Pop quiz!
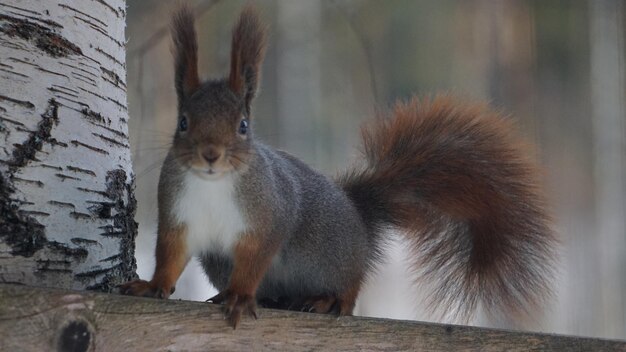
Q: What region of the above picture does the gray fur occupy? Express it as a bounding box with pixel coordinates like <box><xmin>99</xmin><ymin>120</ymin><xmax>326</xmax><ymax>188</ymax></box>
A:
<box><xmin>198</xmin><ymin>142</ymin><xmax>373</xmax><ymax>300</ymax></box>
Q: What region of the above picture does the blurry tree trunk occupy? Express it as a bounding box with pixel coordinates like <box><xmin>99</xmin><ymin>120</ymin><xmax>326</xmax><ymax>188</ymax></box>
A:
<box><xmin>276</xmin><ymin>1</ymin><xmax>323</xmax><ymax>166</ymax></box>
<box><xmin>590</xmin><ymin>0</ymin><xmax>626</xmax><ymax>337</ymax></box>
<box><xmin>454</xmin><ymin>0</ymin><xmax>536</xmax><ymax>132</ymax></box>
<box><xmin>0</xmin><ymin>0</ymin><xmax>136</xmax><ymax>291</ymax></box>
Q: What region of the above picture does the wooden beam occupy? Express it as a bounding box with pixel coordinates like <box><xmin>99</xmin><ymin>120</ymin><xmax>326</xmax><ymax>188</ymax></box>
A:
<box><xmin>0</xmin><ymin>284</ymin><xmax>624</xmax><ymax>351</ymax></box>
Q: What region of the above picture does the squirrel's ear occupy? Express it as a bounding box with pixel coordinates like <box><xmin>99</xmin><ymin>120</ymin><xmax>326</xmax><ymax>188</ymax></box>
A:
<box><xmin>172</xmin><ymin>5</ymin><xmax>201</xmax><ymax>106</ymax></box>
<box><xmin>229</xmin><ymin>6</ymin><xmax>268</xmax><ymax>116</ymax></box>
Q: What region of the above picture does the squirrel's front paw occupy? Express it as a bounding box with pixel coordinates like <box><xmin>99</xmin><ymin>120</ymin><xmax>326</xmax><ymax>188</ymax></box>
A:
<box><xmin>119</xmin><ymin>279</ymin><xmax>174</xmax><ymax>299</ymax></box>
<box><xmin>208</xmin><ymin>290</ymin><xmax>257</xmax><ymax>329</ymax></box>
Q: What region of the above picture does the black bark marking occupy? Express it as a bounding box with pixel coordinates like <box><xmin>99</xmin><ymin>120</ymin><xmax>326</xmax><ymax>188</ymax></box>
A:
<box><xmin>12</xmin><ymin>177</ymin><xmax>44</xmax><ymax>188</ymax></box>
<box><xmin>7</xmin><ymin>12</ymin><xmax>64</xmax><ymax>29</ymax></box>
<box><xmin>84</xmin><ymin>170</ymin><xmax>137</xmax><ymax>291</ymax></box>
<box><xmin>68</xmin><ymin>15</ymin><xmax>124</xmax><ymax>49</ymax></box>
<box><xmin>76</xmin><ymin>187</ymin><xmax>108</xmax><ymax>197</ymax></box>
<box><xmin>0</xmin><ymin>164</ymin><xmax>90</xmax><ymax>258</ymax></box>
<box><xmin>0</xmin><ymin>14</ymin><xmax>82</xmax><ymax>57</ymax></box>
<box><xmin>48</xmin><ymin>86</ymin><xmax>79</xmax><ymax>98</ymax></box>
<box><xmin>94</xmin><ymin>47</ymin><xmax>123</xmax><ymax>68</ymax></box>
<box><xmin>19</xmin><ymin>210</ymin><xmax>50</xmax><ymax>217</ymax></box>
<box><xmin>92</xmin><ymin>133</ymin><xmax>128</xmax><ymax>148</ymax></box>
<box><xmin>70</xmin><ymin>212</ymin><xmax>92</xmax><ymax>220</ymax></box>
<box><xmin>0</xmin><ymin>174</ymin><xmax>46</xmax><ymax>256</ymax></box>
<box><xmin>49</xmin><ymin>200</ymin><xmax>76</xmax><ymax>208</ymax></box>
<box><xmin>0</xmin><ymin>94</ymin><xmax>35</xmax><ymax>109</ymax></box>
<box><xmin>71</xmin><ymin>75</ymin><xmax>96</xmax><ymax>87</ymax></box>
<box><xmin>40</xmin><ymin>163</ymin><xmax>63</xmax><ymax>171</ymax></box>
<box><xmin>87</xmin><ymin>201</ymin><xmax>114</xmax><ymax>219</ymax></box>
<box><xmin>98</xmin><ymin>230</ymin><xmax>125</xmax><ymax>237</ymax></box>
<box><xmin>38</xmin><ymin>67</ymin><xmax>68</xmax><ymax>78</ymax></box>
<box><xmin>99</xmin><ymin>254</ymin><xmax>121</xmax><ymax>262</ymax></box>
<box><xmin>72</xmin><ymin>71</ymin><xmax>97</xmax><ymax>85</ymax></box>
<box><xmin>80</xmin><ymin>91</ymin><xmax>116</xmax><ymax>112</ymax></box>
<box><xmin>107</xmin><ymin>97</ymin><xmax>127</xmax><ymax>111</ymax></box>
<box><xmin>80</xmin><ymin>108</ymin><xmax>106</xmax><ymax>124</ymax></box>
<box><xmin>70</xmin><ymin>140</ymin><xmax>109</xmax><ymax>155</ymax></box>
<box><xmin>69</xmin><ymin>171</ymin><xmax>138</xmax><ymax>291</ymax></box>
<box><xmin>9</xmin><ymin>99</ymin><xmax>59</xmax><ymax>168</ymax></box>
<box><xmin>47</xmin><ymin>241</ymin><xmax>88</xmax><ymax>259</ymax></box>
<box><xmin>50</xmin><ymin>140</ymin><xmax>68</xmax><ymax>148</ymax></box>
<box><xmin>51</xmin><ymin>84</ymin><xmax>80</xmax><ymax>94</ymax></box>
<box><xmin>57</xmin><ymin>320</ymin><xmax>92</xmax><ymax>352</ymax></box>
<box><xmin>0</xmin><ymin>3</ymin><xmax>42</xmax><ymax>16</ymax></box>
<box><xmin>57</xmin><ymin>4</ymin><xmax>108</xmax><ymax>28</ymax></box>
<box><xmin>100</xmin><ymin>66</ymin><xmax>125</xmax><ymax>87</ymax></box>
<box><xmin>0</xmin><ymin>67</ymin><xmax>29</xmax><ymax>78</ymax></box>
<box><xmin>94</xmin><ymin>0</ymin><xmax>121</xmax><ymax>18</ymax></box>
<box><xmin>0</xmin><ymin>117</ymin><xmax>26</xmax><ymax>127</ymax></box>
<box><xmin>105</xmin><ymin>170</ymin><xmax>138</xmax><ymax>277</ymax></box>
<box><xmin>99</xmin><ymin>125</ymin><xmax>127</xmax><ymax>139</ymax></box>
<box><xmin>71</xmin><ymin>238</ymin><xmax>99</xmax><ymax>246</ymax></box>
<box><xmin>59</xmin><ymin>63</ymin><xmax>98</xmax><ymax>80</ymax></box>
<box><xmin>67</xmin><ymin>166</ymin><xmax>96</xmax><ymax>177</ymax></box>
<box><xmin>55</xmin><ymin>96</ymin><xmax>90</xmax><ymax>110</ymax></box>
<box><xmin>55</xmin><ymin>173</ymin><xmax>81</xmax><ymax>181</ymax></box>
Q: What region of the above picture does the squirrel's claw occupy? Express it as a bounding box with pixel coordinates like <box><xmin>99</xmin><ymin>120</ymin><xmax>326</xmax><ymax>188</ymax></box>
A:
<box><xmin>301</xmin><ymin>295</ymin><xmax>338</xmax><ymax>314</ymax></box>
<box><xmin>209</xmin><ymin>289</ymin><xmax>257</xmax><ymax>329</ymax></box>
<box><xmin>118</xmin><ymin>279</ymin><xmax>173</xmax><ymax>299</ymax></box>
<box><xmin>206</xmin><ymin>290</ymin><xmax>227</xmax><ymax>304</ymax></box>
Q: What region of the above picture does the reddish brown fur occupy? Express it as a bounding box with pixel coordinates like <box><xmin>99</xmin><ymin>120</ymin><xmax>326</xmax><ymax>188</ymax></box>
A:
<box><xmin>209</xmin><ymin>232</ymin><xmax>280</xmax><ymax>328</ymax></box>
<box><xmin>151</xmin><ymin>224</ymin><xmax>189</xmax><ymax>294</ymax></box>
<box><xmin>340</xmin><ymin>96</ymin><xmax>556</xmax><ymax>321</ymax></box>
<box><xmin>229</xmin><ymin>233</ymin><xmax>278</xmax><ymax>295</ymax></box>
<box><xmin>337</xmin><ymin>283</ymin><xmax>361</xmax><ymax>315</ymax></box>
<box><xmin>120</xmin><ymin>225</ymin><xmax>188</xmax><ymax>298</ymax></box>
<box><xmin>171</xmin><ymin>4</ymin><xmax>200</xmax><ymax>102</ymax></box>
<box><xmin>228</xmin><ymin>5</ymin><xmax>268</xmax><ymax>114</ymax></box>
<box><xmin>304</xmin><ymin>296</ymin><xmax>337</xmax><ymax>313</ymax></box>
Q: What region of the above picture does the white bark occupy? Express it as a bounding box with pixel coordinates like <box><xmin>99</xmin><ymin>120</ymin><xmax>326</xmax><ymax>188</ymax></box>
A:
<box><xmin>0</xmin><ymin>0</ymin><xmax>136</xmax><ymax>291</ymax></box>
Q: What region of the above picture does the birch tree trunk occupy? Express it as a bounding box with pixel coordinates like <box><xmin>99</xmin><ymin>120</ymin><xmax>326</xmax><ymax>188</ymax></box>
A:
<box><xmin>0</xmin><ymin>0</ymin><xmax>136</xmax><ymax>291</ymax></box>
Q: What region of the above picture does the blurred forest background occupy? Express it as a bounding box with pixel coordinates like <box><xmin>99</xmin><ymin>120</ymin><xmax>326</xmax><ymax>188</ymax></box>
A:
<box><xmin>126</xmin><ymin>0</ymin><xmax>625</xmax><ymax>339</ymax></box>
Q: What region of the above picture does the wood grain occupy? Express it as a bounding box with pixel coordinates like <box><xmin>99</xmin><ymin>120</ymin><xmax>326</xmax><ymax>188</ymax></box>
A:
<box><xmin>0</xmin><ymin>284</ymin><xmax>624</xmax><ymax>352</ymax></box>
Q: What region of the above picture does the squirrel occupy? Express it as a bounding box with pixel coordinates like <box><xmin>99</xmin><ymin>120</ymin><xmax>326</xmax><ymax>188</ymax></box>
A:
<box><xmin>120</xmin><ymin>5</ymin><xmax>557</xmax><ymax>329</ymax></box>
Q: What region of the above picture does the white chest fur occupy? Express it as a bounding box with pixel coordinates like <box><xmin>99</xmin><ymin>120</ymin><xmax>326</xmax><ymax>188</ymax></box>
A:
<box><xmin>172</xmin><ymin>172</ymin><xmax>248</xmax><ymax>256</ymax></box>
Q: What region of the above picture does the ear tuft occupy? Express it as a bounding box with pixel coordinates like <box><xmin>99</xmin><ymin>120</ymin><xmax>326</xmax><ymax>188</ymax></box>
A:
<box><xmin>172</xmin><ymin>4</ymin><xmax>201</xmax><ymax>106</ymax></box>
<box><xmin>229</xmin><ymin>5</ymin><xmax>268</xmax><ymax>115</ymax></box>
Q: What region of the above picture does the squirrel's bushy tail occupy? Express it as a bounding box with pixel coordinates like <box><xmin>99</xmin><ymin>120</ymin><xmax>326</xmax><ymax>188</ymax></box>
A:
<box><xmin>339</xmin><ymin>96</ymin><xmax>556</xmax><ymax>321</ymax></box>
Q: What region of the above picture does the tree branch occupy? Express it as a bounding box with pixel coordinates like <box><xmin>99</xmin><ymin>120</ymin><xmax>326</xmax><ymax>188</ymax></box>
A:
<box><xmin>1</xmin><ymin>284</ymin><xmax>624</xmax><ymax>351</ymax></box>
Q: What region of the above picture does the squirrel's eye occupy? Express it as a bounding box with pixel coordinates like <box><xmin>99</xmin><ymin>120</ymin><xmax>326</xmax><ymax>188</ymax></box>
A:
<box><xmin>178</xmin><ymin>116</ymin><xmax>188</xmax><ymax>132</ymax></box>
<box><xmin>238</xmin><ymin>119</ymin><xmax>248</xmax><ymax>135</ymax></box>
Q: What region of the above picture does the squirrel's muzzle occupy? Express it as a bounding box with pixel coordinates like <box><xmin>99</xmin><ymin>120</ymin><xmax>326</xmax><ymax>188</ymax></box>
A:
<box><xmin>200</xmin><ymin>145</ymin><xmax>224</xmax><ymax>165</ymax></box>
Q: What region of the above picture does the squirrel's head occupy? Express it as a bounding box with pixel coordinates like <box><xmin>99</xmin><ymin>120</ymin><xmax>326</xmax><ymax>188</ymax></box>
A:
<box><xmin>169</xmin><ymin>5</ymin><xmax>267</xmax><ymax>179</ymax></box>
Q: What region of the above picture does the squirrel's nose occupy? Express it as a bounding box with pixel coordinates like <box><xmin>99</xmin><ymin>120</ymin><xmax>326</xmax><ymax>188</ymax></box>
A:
<box><xmin>202</xmin><ymin>147</ymin><xmax>221</xmax><ymax>164</ymax></box>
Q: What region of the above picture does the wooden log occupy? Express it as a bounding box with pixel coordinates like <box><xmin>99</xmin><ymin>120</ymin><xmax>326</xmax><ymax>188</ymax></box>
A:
<box><xmin>0</xmin><ymin>284</ymin><xmax>624</xmax><ymax>352</ymax></box>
